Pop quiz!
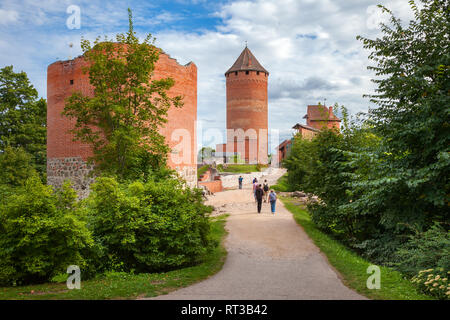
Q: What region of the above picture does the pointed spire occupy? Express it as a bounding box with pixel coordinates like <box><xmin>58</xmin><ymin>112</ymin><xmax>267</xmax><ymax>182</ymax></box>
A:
<box><xmin>225</xmin><ymin>46</ymin><xmax>269</xmax><ymax>75</ymax></box>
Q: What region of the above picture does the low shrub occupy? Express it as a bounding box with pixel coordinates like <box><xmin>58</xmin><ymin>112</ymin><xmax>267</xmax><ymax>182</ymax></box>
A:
<box><xmin>0</xmin><ymin>177</ymin><xmax>93</xmax><ymax>286</ymax></box>
<box><xmin>394</xmin><ymin>223</ymin><xmax>450</xmax><ymax>277</ymax></box>
<box><xmin>411</xmin><ymin>268</ymin><xmax>449</xmax><ymax>300</ymax></box>
<box><xmin>86</xmin><ymin>176</ymin><xmax>213</xmax><ymax>273</ymax></box>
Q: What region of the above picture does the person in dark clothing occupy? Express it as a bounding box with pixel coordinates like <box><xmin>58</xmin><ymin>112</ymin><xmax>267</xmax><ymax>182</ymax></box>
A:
<box><xmin>263</xmin><ymin>180</ymin><xmax>269</xmax><ymax>202</ymax></box>
<box><xmin>255</xmin><ymin>184</ymin><xmax>264</xmax><ymax>213</ymax></box>
<box><xmin>238</xmin><ymin>176</ymin><xmax>243</xmax><ymax>189</ymax></box>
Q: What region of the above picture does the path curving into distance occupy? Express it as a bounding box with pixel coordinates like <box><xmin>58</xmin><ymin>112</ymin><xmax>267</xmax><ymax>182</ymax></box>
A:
<box><xmin>147</xmin><ymin>168</ymin><xmax>366</xmax><ymax>300</ymax></box>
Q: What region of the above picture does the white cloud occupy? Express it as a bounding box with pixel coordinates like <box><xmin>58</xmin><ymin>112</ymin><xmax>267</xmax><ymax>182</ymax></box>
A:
<box><xmin>154</xmin><ymin>0</ymin><xmax>417</xmax><ymax>149</ymax></box>
<box><xmin>0</xmin><ymin>0</ymin><xmax>419</xmax><ymax>151</ymax></box>
<box><xmin>0</xmin><ymin>9</ymin><xmax>19</xmax><ymax>25</ymax></box>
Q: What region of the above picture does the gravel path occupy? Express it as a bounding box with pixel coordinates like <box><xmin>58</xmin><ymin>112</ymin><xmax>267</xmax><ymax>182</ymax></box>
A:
<box><xmin>149</xmin><ymin>168</ymin><xmax>366</xmax><ymax>300</ymax></box>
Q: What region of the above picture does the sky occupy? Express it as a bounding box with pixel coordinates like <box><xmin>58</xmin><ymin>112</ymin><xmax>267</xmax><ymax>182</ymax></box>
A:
<box><xmin>0</xmin><ymin>0</ymin><xmax>417</xmax><ymax>152</ymax></box>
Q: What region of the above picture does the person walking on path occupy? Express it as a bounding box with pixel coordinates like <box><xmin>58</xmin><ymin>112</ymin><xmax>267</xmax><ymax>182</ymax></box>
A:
<box><xmin>252</xmin><ymin>179</ymin><xmax>258</xmax><ymax>202</ymax></box>
<box><xmin>263</xmin><ymin>180</ymin><xmax>269</xmax><ymax>202</ymax></box>
<box><xmin>255</xmin><ymin>184</ymin><xmax>264</xmax><ymax>213</ymax></box>
<box><xmin>269</xmin><ymin>190</ymin><xmax>277</xmax><ymax>214</ymax></box>
<box><xmin>238</xmin><ymin>176</ymin><xmax>243</xmax><ymax>189</ymax></box>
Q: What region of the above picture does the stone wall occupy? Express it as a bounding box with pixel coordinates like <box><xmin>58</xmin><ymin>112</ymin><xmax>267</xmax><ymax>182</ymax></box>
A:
<box><xmin>219</xmin><ymin>167</ymin><xmax>275</xmax><ymax>189</ymax></box>
<box><xmin>47</xmin><ymin>157</ymin><xmax>95</xmax><ymax>198</ymax></box>
<box><xmin>174</xmin><ymin>165</ymin><xmax>197</xmax><ymax>189</ymax></box>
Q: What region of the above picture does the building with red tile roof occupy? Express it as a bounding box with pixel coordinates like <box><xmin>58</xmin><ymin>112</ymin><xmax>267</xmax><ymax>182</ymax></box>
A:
<box><xmin>277</xmin><ymin>105</ymin><xmax>341</xmax><ymax>163</ymax></box>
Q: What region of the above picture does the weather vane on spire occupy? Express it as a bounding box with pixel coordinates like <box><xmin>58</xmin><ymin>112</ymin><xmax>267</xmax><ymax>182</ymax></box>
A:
<box><xmin>245</xmin><ymin>40</ymin><xmax>248</xmax><ymax>47</ymax></box>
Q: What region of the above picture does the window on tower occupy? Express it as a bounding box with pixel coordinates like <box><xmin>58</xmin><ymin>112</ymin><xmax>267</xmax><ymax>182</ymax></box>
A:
<box><xmin>257</xmin><ymin>71</ymin><xmax>260</xmax><ymax>75</ymax></box>
<box><xmin>246</xmin><ymin>71</ymin><xmax>249</xmax><ymax>75</ymax></box>
<box><xmin>235</xmin><ymin>71</ymin><xmax>238</xmax><ymax>76</ymax></box>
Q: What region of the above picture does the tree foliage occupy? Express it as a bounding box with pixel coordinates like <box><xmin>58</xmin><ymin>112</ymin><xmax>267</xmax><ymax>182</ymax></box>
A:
<box><xmin>0</xmin><ymin>178</ymin><xmax>93</xmax><ymax>286</ymax></box>
<box><xmin>284</xmin><ymin>1</ymin><xmax>449</xmax><ymax>282</ymax></box>
<box><xmin>85</xmin><ymin>175</ymin><xmax>213</xmax><ymax>273</ymax></box>
<box><xmin>63</xmin><ymin>9</ymin><xmax>182</xmax><ymax>180</ymax></box>
<box><xmin>0</xmin><ymin>146</ymin><xmax>39</xmax><ymax>188</ymax></box>
<box><xmin>354</xmin><ymin>0</ymin><xmax>449</xmax><ymax>232</ymax></box>
<box><xmin>198</xmin><ymin>147</ymin><xmax>215</xmax><ymax>162</ymax></box>
<box><xmin>0</xmin><ymin>66</ymin><xmax>47</xmax><ymax>174</ymax></box>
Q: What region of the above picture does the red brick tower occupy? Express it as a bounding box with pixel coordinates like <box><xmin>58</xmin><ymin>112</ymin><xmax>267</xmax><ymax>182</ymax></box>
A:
<box><xmin>225</xmin><ymin>46</ymin><xmax>269</xmax><ymax>164</ymax></box>
<box><xmin>47</xmin><ymin>48</ymin><xmax>197</xmax><ymax>197</ymax></box>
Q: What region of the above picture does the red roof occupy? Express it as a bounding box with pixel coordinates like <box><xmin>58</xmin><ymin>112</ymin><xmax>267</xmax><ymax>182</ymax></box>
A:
<box><xmin>303</xmin><ymin>105</ymin><xmax>340</xmax><ymax>122</ymax></box>
<box><xmin>277</xmin><ymin>139</ymin><xmax>292</xmax><ymax>149</ymax></box>
<box><xmin>292</xmin><ymin>123</ymin><xmax>320</xmax><ymax>132</ymax></box>
<box><xmin>225</xmin><ymin>47</ymin><xmax>269</xmax><ymax>75</ymax></box>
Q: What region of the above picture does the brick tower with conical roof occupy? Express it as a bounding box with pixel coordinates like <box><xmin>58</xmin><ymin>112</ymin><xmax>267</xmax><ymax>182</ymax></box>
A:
<box><xmin>224</xmin><ymin>46</ymin><xmax>269</xmax><ymax>164</ymax></box>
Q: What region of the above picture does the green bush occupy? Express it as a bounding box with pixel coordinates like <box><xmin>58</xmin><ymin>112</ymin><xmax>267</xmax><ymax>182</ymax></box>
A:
<box><xmin>394</xmin><ymin>223</ymin><xmax>450</xmax><ymax>277</ymax></box>
<box><xmin>86</xmin><ymin>176</ymin><xmax>213</xmax><ymax>273</ymax></box>
<box><xmin>0</xmin><ymin>178</ymin><xmax>93</xmax><ymax>286</ymax></box>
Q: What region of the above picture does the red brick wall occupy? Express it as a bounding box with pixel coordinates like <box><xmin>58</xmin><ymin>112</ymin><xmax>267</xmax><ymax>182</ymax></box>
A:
<box><xmin>309</xmin><ymin>120</ymin><xmax>340</xmax><ymax>131</ymax></box>
<box><xmin>198</xmin><ymin>169</ymin><xmax>211</xmax><ymax>182</ymax></box>
<box><xmin>226</xmin><ymin>70</ymin><xmax>268</xmax><ymax>164</ymax></box>
<box><xmin>199</xmin><ymin>180</ymin><xmax>223</xmax><ymax>193</ymax></box>
<box><xmin>47</xmin><ymin>48</ymin><xmax>197</xmax><ymax>191</ymax></box>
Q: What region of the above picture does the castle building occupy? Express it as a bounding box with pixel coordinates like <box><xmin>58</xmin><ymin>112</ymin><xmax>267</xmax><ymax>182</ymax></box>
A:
<box><xmin>215</xmin><ymin>46</ymin><xmax>269</xmax><ymax>164</ymax></box>
<box><xmin>47</xmin><ymin>49</ymin><xmax>197</xmax><ymax>197</ymax></box>
<box><xmin>277</xmin><ymin>105</ymin><xmax>341</xmax><ymax>163</ymax></box>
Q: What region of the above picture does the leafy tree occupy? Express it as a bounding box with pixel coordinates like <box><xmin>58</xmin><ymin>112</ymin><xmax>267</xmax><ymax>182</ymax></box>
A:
<box><xmin>197</xmin><ymin>147</ymin><xmax>215</xmax><ymax>162</ymax></box>
<box><xmin>0</xmin><ymin>146</ymin><xmax>39</xmax><ymax>188</ymax></box>
<box><xmin>284</xmin><ymin>105</ymin><xmax>381</xmax><ymax>240</ymax></box>
<box><xmin>355</xmin><ymin>0</ymin><xmax>449</xmax><ymax>234</ymax></box>
<box><xmin>0</xmin><ymin>66</ymin><xmax>47</xmax><ymax>174</ymax></box>
<box><xmin>63</xmin><ymin>9</ymin><xmax>182</xmax><ymax>180</ymax></box>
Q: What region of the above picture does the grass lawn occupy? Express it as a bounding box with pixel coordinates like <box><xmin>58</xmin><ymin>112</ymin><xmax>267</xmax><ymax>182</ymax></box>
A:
<box><xmin>197</xmin><ymin>164</ymin><xmax>210</xmax><ymax>179</ymax></box>
<box><xmin>0</xmin><ymin>215</ymin><xmax>228</xmax><ymax>300</ymax></box>
<box><xmin>270</xmin><ymin>174</ymin><xmax>292</xmax><ymax>192</ymax></box>
<box><xmin>280</xmin><ymin>197</ymin><xmax>432</xmax><ymax>300</ymax></box>
<box><xmin>217</xmin><ymin>164</ymin><xmax>268</xmax><ymax>173</ymax></box>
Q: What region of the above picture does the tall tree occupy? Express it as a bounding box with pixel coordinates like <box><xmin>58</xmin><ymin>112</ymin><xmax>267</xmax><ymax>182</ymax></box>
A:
<box><xmin>0</xmin><ymin>66</ymin><xmax>47</xmax><ymax>174</ymax></box>
<box><xmin>63</xmin><ymin>9</ymin><xmax>182</xmax><ymax>180</ymax></box>
<box><xmin>355</xmin><ymin>0</ymin><xmax>449</xmax><ymax>231</ymax></box>
<box><xmin>198</xmin><ymin>147</ymin><xmax>215</xmax><ymax>162</ymax></box>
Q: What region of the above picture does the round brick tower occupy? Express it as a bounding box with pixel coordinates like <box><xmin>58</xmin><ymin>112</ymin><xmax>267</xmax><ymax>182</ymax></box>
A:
<box><xmin>225</xmin><ymin>46</ymin><xmax>268</xmax><ymax>164</ymax></box>
<box><xmin>47</xmin><ymin>48</ymin><xmax>198</xmax><ymax>197</ymax></box>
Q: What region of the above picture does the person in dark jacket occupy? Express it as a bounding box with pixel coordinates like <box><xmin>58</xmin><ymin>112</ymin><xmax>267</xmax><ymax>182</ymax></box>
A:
<box><xmin>263</xmin><ymin>180</ymin><xmax>269</xmax><ymax>202</ymax></box>
<box><xmin>255</xmin><ymin>184</ymin><xmax>264</xmax><ymax>214</ymax></box>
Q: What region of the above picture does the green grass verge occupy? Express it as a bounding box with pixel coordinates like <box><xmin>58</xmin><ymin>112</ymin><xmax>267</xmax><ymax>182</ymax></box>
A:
<box><xmin>0</xmin><ymin>215</ymin><xmax>229</xmax><ymax>300</ymax></box>
<box><xmin>270</xmin><ymin>174</ymin><xmax>293</xmax><ymax>192</ymax></box>
<box><xmin>217</xmin><ymin>164</ymin><xmax>268</xmax><ymax>173</ymax></box>
<box><xmin>197</xmin><ymin>164</ymin><xmax>210</xmax><ymax>179</ymax></box>
<box><xmin>280</xmin><ymin>197</ymin><xmax>432</xmax><ymax>300</ymax></box>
